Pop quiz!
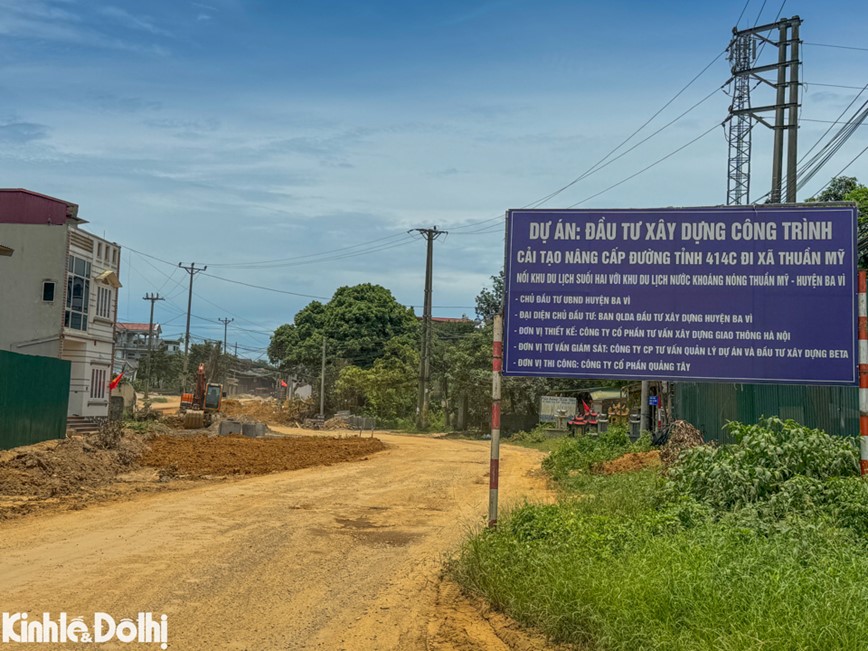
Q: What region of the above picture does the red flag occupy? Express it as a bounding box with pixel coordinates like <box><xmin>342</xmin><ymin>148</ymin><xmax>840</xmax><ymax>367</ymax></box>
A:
<box><xmin>109</xmin><ymin>372</ymin><xmax>124</xmax><ymax>391</ymax></box>
<box><xmin>280</xmin><ymin>379</ymin><xmax>288</xmax><ymax>388</ymax></box>
<box><xmin>583</xmin><ymin>400</ymin><xmax>591</xmax><ymax>414</ymax></box>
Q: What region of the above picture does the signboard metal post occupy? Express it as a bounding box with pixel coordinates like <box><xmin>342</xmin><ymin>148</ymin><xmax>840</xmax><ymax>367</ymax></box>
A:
<box><xmin>860</xmin><ymin>271</ymin><xmax>868</xmax><ymax>476</ymax></box>
<box><xmin>489</xmin><ymin>314</ymin><xmax>502</xmax><ymax>528</ymax></box>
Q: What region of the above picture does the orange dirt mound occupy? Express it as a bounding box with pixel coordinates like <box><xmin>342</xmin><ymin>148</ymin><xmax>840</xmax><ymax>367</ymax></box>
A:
<box><xmin>221</xmin><ymin>397</ymin><xmax>314</xmax><ymax>425</ymax></box>
<box><xmin>598</xmin><ymin>450</ymin><xmax>662</xmax><ymax>474</ymax></box>
<box><xmin>141</xmin><ymin>435</ymin><xmax>386</xmax><ymax>477</ymax></box>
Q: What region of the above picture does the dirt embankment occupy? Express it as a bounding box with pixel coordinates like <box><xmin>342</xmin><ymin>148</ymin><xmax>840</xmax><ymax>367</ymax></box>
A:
<box><xmin>0</xmin><ymin>436</ymin><xmax>146</xmax><ymax>520</ymax></box>
<box><xmin>142</xmin><ymin>434</ymin><xmax>385</xmax><ymax>478</ymax></box>
<box><xmin>598</xmin><ymin>450</ymin><xmax>662</xmax><ymax>474</ymax></box>
<box><xmin>0</xmin><ymin>428</ymin><xmax>386</xmax><ymax>521</ymax></box>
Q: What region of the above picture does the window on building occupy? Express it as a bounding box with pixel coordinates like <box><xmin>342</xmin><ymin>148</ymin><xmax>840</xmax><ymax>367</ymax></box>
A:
<box><xmin>96</xmin><ymin>286</ymin><xmax>112</xmax><ymax>319</ymax></box>
<box><xmin>65</xmin><ymin>255</ymin><xmax>91</xmax><ymax>331</ymax></box>
<box><xmin>97</xmin><ymin>243</ymin><xmax>103</xmax><ymax>260</ymax></box>
<box><xmin>90</xmin><ymin>368</ymin><xmax>106</xmax><ymax>400</ymax></box>
<box><xmin>42</xmin><ymin>281</ymin><xmax>55</xmax><ymax>302</ymax></box>
<box><xmin>112</xmin><ymin>248</ymin><xmax>118</xmax><ymax>266</ymax></box>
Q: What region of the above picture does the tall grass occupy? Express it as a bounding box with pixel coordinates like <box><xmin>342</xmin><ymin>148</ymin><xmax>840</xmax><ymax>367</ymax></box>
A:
<box><xmin>451</xmin><ymin>419</ymin><xmax>868</xmax><ymax>650</ymax></box>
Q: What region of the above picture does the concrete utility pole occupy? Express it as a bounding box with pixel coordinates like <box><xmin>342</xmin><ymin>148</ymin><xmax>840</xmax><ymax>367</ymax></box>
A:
<box><xmin>142</xmin><ymin>293</ymin><xmax>164</xmax><ymax>402</ymax></box>
<box><xmin>218</xmin><ymin>317</ymin><xmax>233</xmax><ymax>385</ymax></box>
<box><xmin>178</xmin><ymin>262</ymin><xmax>206</xmax><ymax>390</ymax></box>
<box><xmin>319</xmin><ymin>338</ymin><xmax>326</xmax><ymax>419</ymax></box>
<box><xmin>411</xmin><ymin>226</ymin><xmax>447</xmax><ymax>429</ymax></box>
<box><xmin>218</xmin><ymin>317</ymin><xmax>233</xmax><ymax>356</ymax></box>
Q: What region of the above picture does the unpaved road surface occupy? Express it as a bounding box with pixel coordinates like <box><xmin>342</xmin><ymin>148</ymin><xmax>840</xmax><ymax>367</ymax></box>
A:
<box><xmin>0</xmin><ymin>434</ymin><xmax>553</xmax><ymax>650</ymax></box>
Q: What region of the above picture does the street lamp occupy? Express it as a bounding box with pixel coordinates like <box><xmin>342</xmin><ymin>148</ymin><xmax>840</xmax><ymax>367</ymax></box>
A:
<box><xmin>0</xmin><ymin>244</ymin><xmax>13</xmax><ymax>257</ymax></box>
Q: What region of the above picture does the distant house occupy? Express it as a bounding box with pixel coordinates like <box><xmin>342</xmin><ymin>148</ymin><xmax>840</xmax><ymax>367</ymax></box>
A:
<box><xmin>115</xmin><ymin>322</ymin><xmax>162</xmax><ymax>378</ymax></box>
<box><xmin>163</xmin><ymin>338</ymin><xmax>181</xmax><ymax>355</ymax></box>
<box><xmin>0</xmin><ymin>189</ymin><xmax>122</xmax><ymax>418</ymax></box>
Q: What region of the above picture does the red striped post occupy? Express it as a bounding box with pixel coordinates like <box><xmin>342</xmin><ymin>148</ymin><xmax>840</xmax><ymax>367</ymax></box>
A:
<box><xmin>489</xmin><ymin>314</ymin><xmax>503</xmax><ymax>527</ymax></box>
<box><xmin>860</xmin><ymin>271</ymin><xmax>868</xmax><ymax>476</ymax></box>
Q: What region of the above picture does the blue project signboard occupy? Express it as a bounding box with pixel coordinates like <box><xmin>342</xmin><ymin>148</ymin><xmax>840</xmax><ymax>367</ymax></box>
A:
<box><xmin>503</xmin><ymin>205</ymin><xmax>858</xmax><ymax>385</ymax></box>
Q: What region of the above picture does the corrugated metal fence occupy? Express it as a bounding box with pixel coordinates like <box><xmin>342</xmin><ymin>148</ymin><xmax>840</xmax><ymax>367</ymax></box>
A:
<box><xmin>675</xmin><ymin>383</ymin><xmax>858</xmax><ymax>444</ymax></box>
<box><xmin>0</xmin><ymin>350</ymin><xmax>70</xmax><ymax>450</ymax></box>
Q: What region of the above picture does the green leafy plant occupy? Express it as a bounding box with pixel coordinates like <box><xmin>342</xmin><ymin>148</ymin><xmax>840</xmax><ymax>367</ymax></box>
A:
<box><xmin>663</xmin><ymin>417</ymin><xmax>858</xmax><ymax>511</ymax></box>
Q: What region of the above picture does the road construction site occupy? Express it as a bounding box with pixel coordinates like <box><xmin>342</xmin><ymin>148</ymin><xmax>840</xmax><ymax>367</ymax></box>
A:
<box><xmin>0</xmin><ymin>414</ymin><xmax>558</xmax><ymax>650</ymax></box>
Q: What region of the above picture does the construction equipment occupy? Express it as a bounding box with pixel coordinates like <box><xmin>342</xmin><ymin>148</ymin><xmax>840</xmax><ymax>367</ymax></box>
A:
<box><xmin>180</xmin><ymin>363</ymin><xmax>223</xmax><ymax>428</ymax></box>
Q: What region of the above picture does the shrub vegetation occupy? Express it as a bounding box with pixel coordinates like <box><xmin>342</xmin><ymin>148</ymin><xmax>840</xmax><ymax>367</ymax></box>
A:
<box><xmin>451</xmin><ymin>418</ymin><xmax>868</xmax><ymax>650</ymax></box>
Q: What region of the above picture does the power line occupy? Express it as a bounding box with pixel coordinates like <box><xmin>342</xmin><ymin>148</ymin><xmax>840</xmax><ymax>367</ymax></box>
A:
<box><xmin>806</xmin><ymin>82</ymin><xmax>868</xmax><ymax>91</ymax></box>
<box><xmin>446</xmin><ymin>49</ymin><xmax>729</xmax><ymax>234</ymax></box>
<box><xmin>566</xmin><ymin>123</ymin><xmax>721</xmax><ymax>207</ymax></box>
<box><xmin>810</xmin><ymin>143</ymin><xmax>868</xmax><ymax>197</ymax></box>
<box><xmin>200</xmin><ymin>272</ymin><xmax>330</xmax><ymax>299</ymax></box>
<box><xmin>735</xmin><ymin>0</ymin><xmax>752</xmax><ymax>28</ymax></box>
<box><xmin>202</xmin><ymin>232</ymin><xmax>412</xmax><ymax>268</ymax></box>
<box><xmin>802</xmin><ymin>117</ymin><xmax>868</xmax><ymax>125</ymax></box>
<box><xmin>803</xmin><ymin>42</ymin><xmax>868</xmax><ymax>53</ymax></box>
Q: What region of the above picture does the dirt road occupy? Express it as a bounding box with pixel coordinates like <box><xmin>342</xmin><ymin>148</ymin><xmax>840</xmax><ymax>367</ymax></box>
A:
<box><xmin>0</xmin><ymin>434</ymin><xmax>552</xmax><ymax>650</ymax></box>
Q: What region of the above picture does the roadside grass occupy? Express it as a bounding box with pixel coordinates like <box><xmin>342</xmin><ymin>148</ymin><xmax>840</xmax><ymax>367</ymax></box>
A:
<box><xmin>451</xmin><ymin>418</ymin><xmax>868</xmax><ymax>650</ymax></box>
<box><xmin>504</xmin><ymin>433</ymin><xmax>566</xmax><ymax>453</ymax></box>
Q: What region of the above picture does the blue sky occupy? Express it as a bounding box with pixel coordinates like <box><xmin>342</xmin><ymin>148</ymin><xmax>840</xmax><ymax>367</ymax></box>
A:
<box><xmin>1</xmin><ymin>0</ymin><xmax>866</xmax><ymax>358</ymax></box>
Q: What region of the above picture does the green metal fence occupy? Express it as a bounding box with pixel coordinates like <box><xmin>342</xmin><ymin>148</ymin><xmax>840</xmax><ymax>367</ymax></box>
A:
<box><xmin>0</xmin><ymin>350</ymin><xmax>70</xmax><ymax>450</ymax></box>
<box><xmin>675</xmin><ymin>383</ymin><xmax>859</xmax><ymax>445</ymax></box>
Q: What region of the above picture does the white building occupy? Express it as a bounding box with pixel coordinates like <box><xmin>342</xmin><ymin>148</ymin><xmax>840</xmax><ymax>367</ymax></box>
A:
<box><xmin>0</xmin><ymin>189</ymin><xmax>122</xmax><ymax>418</ymax></box>
<box><xmin>115</xmin><ymin>322</ymin><xmax>163</xmax><ymax>378</ymax></box>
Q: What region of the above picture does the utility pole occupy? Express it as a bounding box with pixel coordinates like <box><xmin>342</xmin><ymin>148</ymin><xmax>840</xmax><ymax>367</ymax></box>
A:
<box><xmin>319</xmin><ymin>337</ymin><xmax>326</xmax><ymax>419</ymax></box>
<box><xmin>411</xmin><ymin>226</ymin><xmax>447</xmax><ymax>429</ymax></box>
<box><xmin>218</xmin><ymin>317</ymin><xmax>233</xmax><ymax>357</ymax></box>
<box><xmin>726</xmin><ymin>16</ymin><xmax>802</xmax><ymax>204</ymax></box>
<box><xmin>786</xmin><ymin>20</ymin><xmax>800</xmax><ymax>202</ymax></box>
<box><xmin>178</xmin><ymin>262</ymin><xmax>206</xmax><ymax>390</ymax></box>
<box><xmin>218</xmin><ymin>317</ymin><xmax>233</xmax><ymax>385</ymax></box>
<box><xmin>142</xmin><ymin>293</ymin><xmax>164</xmax><ymax>402</ymax></box>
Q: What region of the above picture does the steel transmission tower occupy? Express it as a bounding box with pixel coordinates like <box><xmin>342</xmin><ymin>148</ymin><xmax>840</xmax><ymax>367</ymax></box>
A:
<box><xmin>726</xmin><ymin>32</ymin><xmax>755</xmax><ymax>205</ymax></box>
<box><xmin>725</xmin><ymin>16</ymin><xmax>802</xmax><ymax>204</ymax></box>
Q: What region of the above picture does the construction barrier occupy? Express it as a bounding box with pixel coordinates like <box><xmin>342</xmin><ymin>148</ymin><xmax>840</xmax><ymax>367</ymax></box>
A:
<box><xmin>0</xmin><ymin>350</ymin><xmax>70</xmax><ymax>450</ymax></box>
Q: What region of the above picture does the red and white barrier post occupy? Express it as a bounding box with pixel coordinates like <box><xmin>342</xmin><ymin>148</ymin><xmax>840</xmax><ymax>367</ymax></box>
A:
<box><xmin>859</xmin><ymin>271</ymin><xmax>868</xmax><ymax>476</ymax></box>
<box><xmin>489</xmin><ymin>314</ymin><xmax>503</xmax><ymax>527</ymax></box>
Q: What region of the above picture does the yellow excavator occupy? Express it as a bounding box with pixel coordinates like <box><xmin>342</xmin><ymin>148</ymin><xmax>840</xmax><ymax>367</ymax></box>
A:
<box><xmin>180</xmin><ymin>363</ymin><xmax>223</xmax><ymax>428</ymax></box>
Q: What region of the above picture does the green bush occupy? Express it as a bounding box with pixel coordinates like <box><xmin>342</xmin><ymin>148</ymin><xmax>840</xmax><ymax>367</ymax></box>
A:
<box><xmin>541</xmin><ymin>424</ymin><xmax>646</xmax><ymax>483</ymax></box>
<box><xmin>661</xmin><ymin>417</ymin><xmax>860</xmax><ymax>532</ymax></box>
<box><xmin>511</xmin><ymin>424</ymin><xmax>551</xmax><ymax>444</ymax></box>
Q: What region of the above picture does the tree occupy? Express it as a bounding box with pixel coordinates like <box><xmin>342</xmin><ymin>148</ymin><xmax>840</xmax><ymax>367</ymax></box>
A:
<box><xmin>812</xmin><ymin>176</ymin><xmax>860</xmax><ymax>202</ymax></box>
<box><xmin>268</xmin><ymin>301</ymin><xmax>326</xmax><ymax>377</ymax></box>
<box><xmin>268</xmin><ymin>284</ymin><xmax>419</xmax><ymax>416</ymax></box>
<box><xmin>475</xmin><ymin>270</ymin><xmax>504</xmax><ymax>324</ymax></box>
<box><xmin>335</xmin><ymin>338</ymin><xmax>419</xmax><ymax>423</ymax></box>
<box><xmin>137</xmin><ymin>347</ymin><xmax>182</xmax><ymax>392</ymax></box>
<box><xmin>811</xmin><ymin>176</ymin><xmax>868</xmax><ymax>267</ymax></box>
<box><xmin>323</xmin><ymin>284</ymin><xmax>418</xmax><ymax>366</ymax></box>
<box><xmin>269</xmin><ymin>284</ymin><xmax>418</xmax><ymax>372</ymax></box>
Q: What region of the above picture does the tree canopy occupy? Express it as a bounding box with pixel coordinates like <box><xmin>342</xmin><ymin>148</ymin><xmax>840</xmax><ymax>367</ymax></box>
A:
<box><xmin>810</xmin><ymin>175</ymin><xmax>868</xmax><ymax>266</ymax></box>
<box><xmin>268</xmin><ymin>283</ymin><xmax>418</xmax><ymax>374</ymax></box>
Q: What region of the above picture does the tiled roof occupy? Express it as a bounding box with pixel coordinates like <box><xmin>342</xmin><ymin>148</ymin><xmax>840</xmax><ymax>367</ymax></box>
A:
<box><xmin>116</xmin><ymin>323</ymin><xmax>157</xmax><ymax>332</ymax></box>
